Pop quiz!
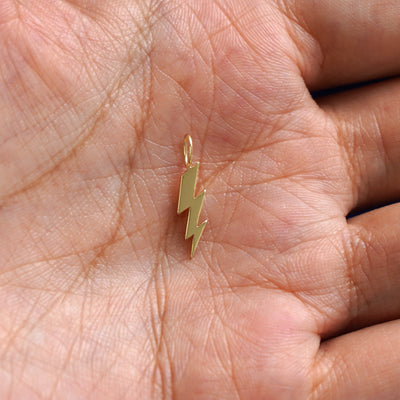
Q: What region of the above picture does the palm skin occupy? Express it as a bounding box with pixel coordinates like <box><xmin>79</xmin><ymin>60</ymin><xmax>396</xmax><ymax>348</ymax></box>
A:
<box><xmin>2</xmin><ymin>0</ymin><xmax>400</xmax><ymax>399</ymax></box>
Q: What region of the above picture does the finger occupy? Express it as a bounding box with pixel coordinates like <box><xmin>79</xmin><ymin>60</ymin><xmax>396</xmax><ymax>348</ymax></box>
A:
<box><xmin>329</xmin><ymin>204</ymin><xmax>400</xmax><ymax>334</ymax></box>
<box><xmin>290</xmin><ymin>0</ymin><xmax>400</xmax><ymax>89</ymax></box>
<box><xmin>313</xmin><ymin>320</ymin><xmax>400</xmax><ymax>400</ymax></box>
<box><xmin>318</xmin><ymin>78</ymin><xmax>400</xmax><ymax>212</ymax></box>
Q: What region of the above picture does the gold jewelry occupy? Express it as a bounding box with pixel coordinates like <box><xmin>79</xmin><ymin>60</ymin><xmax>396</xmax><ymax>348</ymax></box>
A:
<box><xmin>177</xmin><ymin>135</ymin><xmax>207</xmax><ymax>258</ymax></box>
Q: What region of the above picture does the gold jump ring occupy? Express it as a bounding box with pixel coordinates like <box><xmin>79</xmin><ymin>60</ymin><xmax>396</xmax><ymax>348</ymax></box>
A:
<box><xmin>183</xmin><ymin>134</ymin><xmax>193</xmax><ymax>168</ymax></box>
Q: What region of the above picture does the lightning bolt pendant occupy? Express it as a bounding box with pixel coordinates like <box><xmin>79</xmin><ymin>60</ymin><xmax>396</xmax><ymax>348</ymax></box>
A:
<box><xmin>178</xmin><ymin>135</ymin><xmax>207</xmax><ymax>258</ymax></box>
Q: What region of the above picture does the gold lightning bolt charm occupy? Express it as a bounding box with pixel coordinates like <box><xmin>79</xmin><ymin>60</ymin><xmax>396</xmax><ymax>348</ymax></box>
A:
<box><xmin>178</xmin><ymin>135</ymin><xmax>207</xmax><ymax>258</ymax></box>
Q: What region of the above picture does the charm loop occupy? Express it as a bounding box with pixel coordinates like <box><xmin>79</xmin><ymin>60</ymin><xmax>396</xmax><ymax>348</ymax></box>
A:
<box><xmin>183</xmin><ymin>134</ymin><xmax>193</xmax><ymax>168</ymax></box>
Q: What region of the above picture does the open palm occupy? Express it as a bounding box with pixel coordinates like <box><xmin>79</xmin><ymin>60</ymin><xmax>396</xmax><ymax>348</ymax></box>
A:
<box><xmin>1</xmin><ymin>0</ymin><xmax>400</xmax><ymax>399</ymax></box>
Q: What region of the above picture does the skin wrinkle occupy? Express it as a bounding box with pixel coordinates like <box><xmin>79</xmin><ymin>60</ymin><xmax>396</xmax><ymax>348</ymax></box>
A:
<box><xmin>70</xmin><ymin>141</ymin><xmax>137</xmax><ymax>280</ymax></box>
<box><xmin>0</xmin><ymin>1</ymin><xmax>20</xmax><ymax>26</ymax></box>
<box><xmin>136</xmin><ymin>133</ymin><xmax>172</xmax><ymax>396</ymax></box>
<box><xmin>200</xmin><ymin>110</ymin><xmax>328</xmax><ymax>196</ymax></box>
<box><xmin>312</xmin><ymin>343</ymin><xmax>352</xmax><ymax>400</ymax></box>
<box><xmin>309</xmin><ymin>346</ymin><xmax>333</xmax><ymax>400</ymax></box>
<box><xmin>275</xmin><ymin>0</ymin><xmax>325</xmax><ymax>84</ymax></box>
<box><xmin>368</xmin><ymin>111</ymin><xmax>391</xmax><ymax>183</ymax></box>
<box><xmin>0</xmin><ymin>0</ymin><xmax>157</xmax><ymax>299</ymax></box>
<box><xmin>186</xmin><ymin>270</ymin><xmax>229</xmax><ymax>397</ymax></box>
<box><xmin>344</xmin><ymin>225</ymin><xmax>389</xmax><ymax>320</ymax></box>
<box><xmin>10</xmin><ymin>276</ymin><xmax>136</xmax><ymax>398</ymax></box>
<box><xmin>149</xmin><ymin>253</ymin><xmax>168</xmax><ymax>396</ymax></box>
<box><xmin>77</xmin><ymin>292</ymin><xmax>118</xmax><ymax>398</ymax></box>
<box><xmin>327</xmin><ymin>78</ymin><xmax>400</xmax><ymax>209</ymax></box>
<box><xmin>307</xmin><ymin>229</ymin><xmax>364</xmax><ymax>337</ymax></box>
<box><xmin>0</xmin><ymin>1</ymin><xmax>153</xmax><ymax>205</ymax></box>
<box><xmin>320</xmin><ymin>111</ymin><xmax>362</xmax><ymax>209</ymax></box>
<box><xmin>61</xmin><ymin>0</ymin><xmax>104</xmax><ymax>21</ymax></box>
<box><xmin>341</xmin><ymin>229</ymin><xmax>371</xmax><ymax>323</ymax></box>
<box><xmin>209</xmin><ymin>231</ymin><xmax>348</xmax><ymax>333</ymax></box>
<box><xmin>124</xmin><ymin>7</ymin><xmax>158</xmax><ymax>257</ymax></box>
<box><xmin>203</xmin><ymin>245</ymin><xmax>324</xmax><ymax>339</ymax></box>
<box><xmin>212</xmin><ymin>0</ymin><xmax>274</xmax><ymax>73</ymax></box>
<box><xmin>47</xmin><ymin>295</ymin><xmax>86</xmax><ymax>399</ymax></box>
<box><xmin>0</xmin><ymin>66</ymin><xmax>138</xmax><ymax>206</ymax></box>
<box><xmin>147</xmin><ymin>271</ymin><xmax>168</xmax><ymax>399</ymax></box>
<box><xmin>215</xmin><ymin>303</ymin><xmax>242</xmax><ymax>400</ymax></box>
<box><xmin>325</xmin><ymin>102</ymin><xmax>394</xmax><ymax>212</ymax></box>
<box><xmin>1</xmin><ymin>208</ymin><xmax>152</xmax><ymax>285</ymax></box>
<box><xmin>0</xmin><ymin>35</ymin><xmax>68</xmax><ymax>155</ymax></box>
<box><xmin>185</xmin><ymin>5</ymin><xmax>217</xmax><ymax>168</ymax></box>
<box><xmin>217</xmin><ymin>178</ymin><xmax>328</xmax><ymax>247</ymax></box>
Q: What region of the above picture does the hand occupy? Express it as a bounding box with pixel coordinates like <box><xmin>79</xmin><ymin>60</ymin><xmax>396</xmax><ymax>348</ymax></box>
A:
<box><xmin>1</xmin><ymin>1</ymin><xmax>400</xmax><ymax>398</ymax></box>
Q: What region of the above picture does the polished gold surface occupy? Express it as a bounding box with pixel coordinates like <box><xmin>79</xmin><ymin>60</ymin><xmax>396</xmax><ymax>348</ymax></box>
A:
<box><xmin>178</xmin><ymin>136</ymin><xmax>207</xmax><ymax>258</ymax></box>
<box><xmin>183</xmin><ymin>134</ymin><xmax>193</xmax><ymax>168</ymax></box>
